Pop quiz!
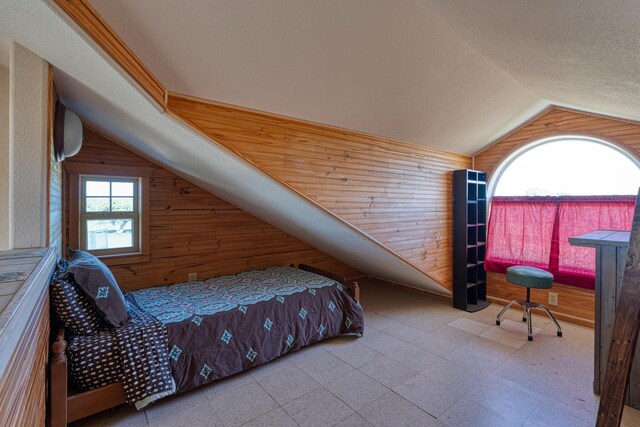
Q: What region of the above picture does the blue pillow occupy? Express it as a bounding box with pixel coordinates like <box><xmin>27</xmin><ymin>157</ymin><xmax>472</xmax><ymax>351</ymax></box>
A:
<box><xmin>64</xmin><ymin>250</ymin><xmax>129</xmax><ymax>327</ymax></box>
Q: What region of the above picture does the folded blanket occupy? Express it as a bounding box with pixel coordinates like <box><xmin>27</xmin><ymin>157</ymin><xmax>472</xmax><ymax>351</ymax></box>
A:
<box><xmin>116</xmin><ymin>295</ymin><xmax>175</xmax><ymax>408</ymax></box>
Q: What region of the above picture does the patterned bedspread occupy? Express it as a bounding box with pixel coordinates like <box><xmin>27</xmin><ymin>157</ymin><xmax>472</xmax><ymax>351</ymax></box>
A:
<box><xmin>130</xmin><ymin>267</ymin><xmax>364</xmax><ymax>394</ymax></box>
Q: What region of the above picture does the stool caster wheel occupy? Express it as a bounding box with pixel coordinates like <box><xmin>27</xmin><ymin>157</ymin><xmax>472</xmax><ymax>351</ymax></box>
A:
<box><xmin>496</xmin><ymin>320</ymin><xmax>500</xmax><ymax>326</ymax></box>
<box><xmin>528</xmin><ymin>336</ymin><xmax>533</xmax><ymax>342</ymax></box>
<box><xmin>557</xmin><ymin>331</ymin><xmax>562</xmax><ymax>337</ymax></box>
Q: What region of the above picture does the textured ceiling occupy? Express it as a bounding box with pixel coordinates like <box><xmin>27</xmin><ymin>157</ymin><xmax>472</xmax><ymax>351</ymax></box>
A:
<box><xmin>88</xmin><ymin>0</ymin><xmax>538</xmax><ymax>154</ymax></box>
<box><xmin>0</xmin><ymin>34</ymin><xmax>11</xmax><ymax>68</ymax></box>
<box><xmin>421</xmin><ymin>0</ymin><xmax>640</xmax><ymax>128</ymax></box>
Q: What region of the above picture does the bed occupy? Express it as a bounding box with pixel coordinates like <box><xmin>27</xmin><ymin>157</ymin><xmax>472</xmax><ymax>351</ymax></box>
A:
<box><xmin>50</xmin><ymin>263</ymin><xmax>363</xmax><ymax>426</ymax></box>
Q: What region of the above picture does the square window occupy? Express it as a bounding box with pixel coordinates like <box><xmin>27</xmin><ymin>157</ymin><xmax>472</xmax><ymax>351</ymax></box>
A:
<box><xmin>80</xmin><ymin>176</ymin><xmax>142</xmax><ymax>256</ymax></box>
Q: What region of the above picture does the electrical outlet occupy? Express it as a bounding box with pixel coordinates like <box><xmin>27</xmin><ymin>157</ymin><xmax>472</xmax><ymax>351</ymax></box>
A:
<box><xmin>548</xmin><ymin>292</ymin><xmax>558</xmax><ymax>306</ymax></box>
<box><xmin>188</xmin><ymin>272</ymin><xmax>198</xmax><ymax>282</ymax></box>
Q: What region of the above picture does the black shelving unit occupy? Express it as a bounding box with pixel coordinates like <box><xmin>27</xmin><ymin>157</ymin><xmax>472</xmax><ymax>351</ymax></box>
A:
<box><xmin>453</xmin><ymin>169</ymin><xmax>490</xmax><ymax>312</ymax></box>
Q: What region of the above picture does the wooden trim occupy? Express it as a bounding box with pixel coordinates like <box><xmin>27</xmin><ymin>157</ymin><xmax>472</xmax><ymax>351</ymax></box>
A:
<box><xmin>50</xmin><ymin>329</ymin><xmax>67</xmax><ymax>427</ymax></box>
<box><xmin>67</xmin><ymin>383</ymin><xmax>125</xmax><ymax>423</ymax></box>
<box><xmin>51</xmin><ymin>0</ymin><xmax>166</xmax><ymax>109</ymax></box>
<box><xmin>64</xmin><ymin>165</ymin><xmax>151</xmax><ymax>263</ymax></box>
<box><xmin>167</xmin><ymin>91</ymin><xmax>468</xmax><ymax>158</ymax></box>
<box><xmin>298</xmin><ymin>264</ymin><xmax>346</xmax><ymax>285</ymax></box>
<box><xmin>63</xmin><ymin>162</ymin><xmax>154</xmax><ymax>177</ymax></box>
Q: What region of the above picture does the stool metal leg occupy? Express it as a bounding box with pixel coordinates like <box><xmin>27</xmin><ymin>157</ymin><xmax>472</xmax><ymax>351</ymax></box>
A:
<box><xmin>522</xmin><ymin>306</ymin><xmax>527</xmax><ymax>323</ymax></box>
<box><xmin>537</xmin><ymin>303</ymin><xmax>563</xmax><ymax>337</ymax></box>
<box><xmin>496</xmin><ymin>300</ymin><xmax>517</xmax><ymax>326</ymax></box>
<box><xmin>526</xmin><ymin>306</ymin><xmax>533</xmax><ymax>341</ymax></box>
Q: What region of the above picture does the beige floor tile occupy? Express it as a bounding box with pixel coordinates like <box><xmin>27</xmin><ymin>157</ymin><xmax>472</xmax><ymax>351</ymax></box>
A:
<box><xmin>465</xmin><ymin>378</ymin><xmax>541</xmax><ymax>424</ymax></box>
<box><xmin>447</xmin><ymin>317</ymin><xmax>492</xmax><ymax>336</ymax></box>
<box><xmin>144</xmin><ymin>389</ymin><xmax>207</xmax><ymax>425</ymax></box>
<box><xmin>201</xmin><ymin>371</ymin><xmax>256</xmax><ymax>402</ymax></box>
<box><xmin>358</xmin><ymin>393</ymin><xmax>442</xmax><ymax>427</ymax></box>
<box><xmin>446</xmin><ymin>336</ymin><xmax>516</xmax><ymax>370</ymax></box>
<box><xmin>377</xmin><ymin>321</ymin><xmax>425</xmax><ymax>343</ymax></box>
<box><xmin>334</xmin><ymin>413</ymin><xmax>373</xmax><ymax>427</ymax></box>
<box><xmin>70</xmin><ymin>404</ymin><xmax>148</xmax><ymax>427</ymax></box>
<box><xmin>403</xmin><ymin>313</ymin><xmax>450</xmax><ymax>333</ymax></box>
<box><xmin>242</xmin><ymin>407</ymin><xmax>298</xmax><ymax>427</ymax></box>
<box><xmin>149</xmin><ymin>403</ymin><xmax>223</xmax><ymax>427</ymax></box>
<box><xmin>412</xmin><ymin>332</ymin><xmax>461</xmax><ymax>359</ymax></box>
<box><xmin>523</xmin><ymin>400</ymin><xmax>593</xmax><ymax>427</ymax></box>
<box><xmin>248</xmin><ymin>354</ymin><xmax>294</xmax><ymax>381</ymax></box>
<box><xmin>430</xmin><ymin>325</ymin><xmax>478</xmax><ymax>346</ymax></box>
<box><xmin>296</xmin><ymin>350</ymin><xmax>355</xmax><ymax>385</ymax></box>
<box><xmin>257</xmin><ymin>364</ymin><xmax>321</xmax><ymax>405</ymax></box>
<box><xmin>359</xmin><ymin>330</ymin><xmax>405</xmax><ymax>355</ymax></box>
<box><xmin>327</xmin><ymin>340</ymin><xmax>383</xmax><ymax>368</ymax></box>
<box><xmin>359</xmin><ymin>356</ymin><xmax>419</xmax><ymax>388</ymax></box>
<box><xmin>325</xmin><ymin>370</ymin><xmax>390</xmax><ymax>411</ymax></box>
<box><xmin>439</xmin><ymin>397</ymin><xmax>520</xmax><ymax>427</ymax></box>
<box><xmin>207</xmin><ymin>382</ymin><xmax>277</xmax><ymax>427</ymax></box>
<box><xmin>387</xmin><ymin>342</ymin><xmax>447</xmax><ymax>371</ymax></box>
<box><xmin>622</xmin><ymin>405</ymin><xmax>640</xmax><ymax>427</ymax></box>
<box><xmin>282</xmin><ymin>388</ymin><xmax>354</xmax><ymax>427</ymax></box>
<box><xmin>393</xmin><ymin>372</ymin><xmax>465</xmax><ymax>417</ymax></box>
<box><xmin>480</xmin><ymin>324</ymin><xmax>536</xmax><ymax>349</ymax></box>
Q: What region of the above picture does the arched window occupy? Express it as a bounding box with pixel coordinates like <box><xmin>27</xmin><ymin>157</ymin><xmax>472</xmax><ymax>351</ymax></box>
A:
<box><xmin>485</xmin><ymin>136</ymin><xmax>640</xmax><ymax>289</ymax></box>
<box><xmin>490</xmin><ymin>136</ymin><xmax>640</xmax><ymax>197</ymax></box>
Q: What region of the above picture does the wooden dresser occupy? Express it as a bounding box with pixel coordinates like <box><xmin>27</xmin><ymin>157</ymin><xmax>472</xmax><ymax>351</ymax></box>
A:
<box><xmin>568</xmin><ymin>230</ymin><xmax>640</xmax><ymax>408</ymax></box>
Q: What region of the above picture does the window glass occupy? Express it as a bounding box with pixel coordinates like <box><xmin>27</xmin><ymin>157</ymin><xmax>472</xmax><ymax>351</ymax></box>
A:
<box><xmin>86</xmin><ymin>180</ymin><xmax>110</xmax><ymax>197</ymax></box>
<box><xmin>81</xmin><ymin>176</ymin><xmax>140</xmax><ymax>255</ymax></box>
<box><xmin>494</xmin><ymin>139</ymin><xmax>640</xmax><ymax>196</ymax></box>
<box><xmin>86</xmin><ymin>219</ymin><xmax>133</xmax><ymax>250</ymax></box>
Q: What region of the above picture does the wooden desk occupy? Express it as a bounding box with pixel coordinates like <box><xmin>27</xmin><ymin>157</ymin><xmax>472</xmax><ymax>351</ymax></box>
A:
<box><xmin>569</xmin><ymin>230</ymin><xmax>640</xmax><ymax>408</ymax></box>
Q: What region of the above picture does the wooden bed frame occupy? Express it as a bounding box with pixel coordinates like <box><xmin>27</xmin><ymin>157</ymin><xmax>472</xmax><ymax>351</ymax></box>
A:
<box><xmin>50</xmin><ymin>264</ymin><xmax>359</xmax><ymax>426</ymax></box>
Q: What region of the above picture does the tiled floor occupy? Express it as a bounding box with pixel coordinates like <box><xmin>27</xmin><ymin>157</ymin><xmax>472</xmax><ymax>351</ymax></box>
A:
<box><xmin>73</xmin><ymin>282</ymin><xmax>640</xmax><ymax>427</ymax></box>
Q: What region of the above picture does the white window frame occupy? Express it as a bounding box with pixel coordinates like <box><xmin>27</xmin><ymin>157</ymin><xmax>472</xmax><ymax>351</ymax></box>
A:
<box><xmin>79</xmin><ymin>175</ymin><xmax>141</xmax><ymax>256</ymax></box>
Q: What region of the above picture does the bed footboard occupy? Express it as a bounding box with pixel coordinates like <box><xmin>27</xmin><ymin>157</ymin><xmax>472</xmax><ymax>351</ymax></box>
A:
<box><xmin>297</xmin><ymin>264</ymin><xmax>360</xmax><ymax>302</ymax></box>
<box><xmin>50</xmin><ymin>328</ymin><xmax>68</xmax><ymax>427</ymax></box>
<box><xmin>50</xmin><ymin>327</ymin><xmax>126</xmax><ymax>426</ymax></box>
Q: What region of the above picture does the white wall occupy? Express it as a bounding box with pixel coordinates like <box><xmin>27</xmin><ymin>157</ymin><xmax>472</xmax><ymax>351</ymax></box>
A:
<box><xmin>8</xmin><ymin>43</ymin><xmax>48</xmax><ymax>249</ymax></box>
<box><xmin>0</xmin><ymin>65</ymin><xmax>8</xmax><ymax>250</ymax></box>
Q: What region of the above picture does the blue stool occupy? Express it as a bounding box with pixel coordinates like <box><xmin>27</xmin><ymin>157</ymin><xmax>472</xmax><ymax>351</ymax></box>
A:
<box><xmin>496</xmin><ymin>266</ymin><xmax>562</xmax><ymax>341</ymax></box>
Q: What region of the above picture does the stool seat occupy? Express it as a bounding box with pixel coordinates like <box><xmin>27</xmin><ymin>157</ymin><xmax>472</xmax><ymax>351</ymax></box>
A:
<box><xmin>506</xmin><ymin>266</ymin><xmax>553</xmax><ymax>289</ymax></box>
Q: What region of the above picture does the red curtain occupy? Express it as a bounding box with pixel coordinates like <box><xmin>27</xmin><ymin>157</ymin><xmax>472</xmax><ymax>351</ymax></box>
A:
<box><xmin>485</xmin><ymin>195</ymin><xmax>635</xmax><ymax>290</ymax></box>
<box><xmin>485</xmin><ymin>197</ymin><xmax>558</xmax><ymax>271</ymax></box>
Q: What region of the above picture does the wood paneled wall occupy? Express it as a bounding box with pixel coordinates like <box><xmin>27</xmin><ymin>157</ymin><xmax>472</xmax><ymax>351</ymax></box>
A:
<box><xmin>169</xmin><ymin>94</ymin><xmax>472</xmax><ymax>289</ymax></box>
<box><xmin>0</xmin><ymin>290</ymin><xmax>50</xmax><ymax>427</ymax></box>
<box><xmin>474</xmin><ymin>108</ymin><xmax>640</xmax><ymax>325</ymax></box>
<box><xmin>63</xmin><ymin>128</ymin><xmax>361</xmax><ymax>290</ymax></box>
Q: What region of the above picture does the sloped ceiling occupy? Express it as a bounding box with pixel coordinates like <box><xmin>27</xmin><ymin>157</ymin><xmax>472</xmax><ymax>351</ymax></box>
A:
<box><xmin>0</xmin><ymin>0</ymin><xmax>451</xmax><ymax>294</ymax></box>
<box><xmin>420</xmin><ymin>0</ymin><xmax>640</xmax><ymax>129</ymax></box>
<box><xmin>88</xmin><ymin>0</ymin><xmax>538</xmax><ymax>154</ymax></box>
<box><xmin>88</xmin><ymin>0</ymin><xmax>640</xmax><ymax>155</ymax></box>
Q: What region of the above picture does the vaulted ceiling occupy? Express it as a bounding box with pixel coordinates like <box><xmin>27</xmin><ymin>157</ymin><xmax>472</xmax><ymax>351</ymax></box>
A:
<box><xmin>87</xmin><ymin>0</ymin><xmax>640</xmax><ymax>155</ymax></box>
